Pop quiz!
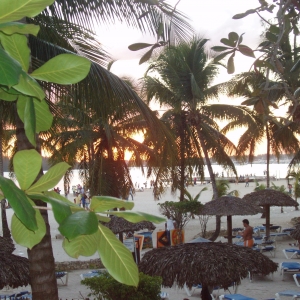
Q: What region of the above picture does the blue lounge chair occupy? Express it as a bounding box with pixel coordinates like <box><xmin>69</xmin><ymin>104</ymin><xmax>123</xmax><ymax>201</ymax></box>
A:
<box><xmin>55</xmin><ymin>271</ymin><xmax>68</xmax><ymax>286</ymax></box>
<box><xmin>219</xmin><ymin>294</ymin><xmax>256</xmax><ymax>300</ymax></box>
<box><xmin>159</xmin><ymin>292</ymin><xmax>169</xmax><ymax>299</ymax></box>
<box><xmin>280</xmin><ymin>262</ymin><xmax>300</xmax><ymax>280</ymax></box>
<box><xmin>275</xmin><ymin>290</ymin><xmax>300</xmax><ymax>299</ymax></box>
<box><xmin>283</xmin><ymin>249</ymin><xmax>300</xmax><ymax>259</ymax></box>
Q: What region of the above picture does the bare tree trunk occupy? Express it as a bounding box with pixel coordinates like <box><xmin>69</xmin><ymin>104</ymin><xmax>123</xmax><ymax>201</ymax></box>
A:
<box><xmin>15</xmin><ymin>109</ymin><xmax>58</xmax><ymax>300</ymax></box>
<box><xmin>197</xmin><ymin>128</ymin><xmax>220</xmax><ymax>241</ymax></box>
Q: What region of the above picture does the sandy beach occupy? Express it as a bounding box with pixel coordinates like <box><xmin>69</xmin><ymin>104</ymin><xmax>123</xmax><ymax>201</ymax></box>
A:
<box><xmin>2</xmin><ymin>178</ymin><xmax>300</xmax><ymax>299</ymax></box>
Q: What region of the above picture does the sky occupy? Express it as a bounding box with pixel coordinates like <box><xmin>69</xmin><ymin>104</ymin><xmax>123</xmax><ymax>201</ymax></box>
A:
<box><xmin>95</xmin><ymin>0</ymin><xmax>274</xmax><ymax>154</ymax></box>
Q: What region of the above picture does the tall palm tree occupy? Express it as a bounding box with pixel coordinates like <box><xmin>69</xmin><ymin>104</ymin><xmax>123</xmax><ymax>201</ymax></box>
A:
<box><xmin>9</xmin><ymin>2</ymin><xmax>193</xmax><ymax>299</ymax></box>
<box><xmin>142</xmin><ymin>37</ymin><xmax>249</xmax><ymax>240</ymax></box>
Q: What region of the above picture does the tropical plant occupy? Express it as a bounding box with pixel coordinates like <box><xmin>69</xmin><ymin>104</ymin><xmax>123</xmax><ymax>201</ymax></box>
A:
<box><xmin>287</xmin><ymin>171</ymin><xmax>300</xmax><ymax>209</ymax></box>
<box><xmin>142</xmin><ymin>37</ymin><xmax>251</xmax><ymax>240</ymax></box>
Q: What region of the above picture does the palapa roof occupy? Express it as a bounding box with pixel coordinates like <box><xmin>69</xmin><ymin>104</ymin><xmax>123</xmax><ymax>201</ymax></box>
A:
<box><xmin>243</xmin><ymin>189</ymin><xmax>298</xmax><ymax>207</ymax></box>
<box><xmin>103</xmin><ymin>216</ymin><xmax>156</xmax><ymax>234</ymax></box>
<box><xmin>290</xmin><ymin>225</ymin><xmax>300</xmax><ymax>240</ymax></box>
<box><xmin>138</xmin><ymin>242</ymin><xmax>277</xmax><ymax>289</ymax></box>
<box><xmin>201</xmin><ymin>196</ymin><xmax>263</xmax><ymax>216</ymax></box>
<box><xmin>0</xmin><ymin>237</ymin><xmax>30</xmax><ymax>289</ymax></box>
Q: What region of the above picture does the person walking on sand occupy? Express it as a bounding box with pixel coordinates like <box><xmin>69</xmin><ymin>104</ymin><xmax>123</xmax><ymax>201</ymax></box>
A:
<box><xmin>238</xmin><ymin>219</ymin><xmax>254</xmax><ymax>247</ymax></box>
<box><xmin>245</xmin><ymin>177</ymin><xmax>249</xmax><ymax>187</ymax></box>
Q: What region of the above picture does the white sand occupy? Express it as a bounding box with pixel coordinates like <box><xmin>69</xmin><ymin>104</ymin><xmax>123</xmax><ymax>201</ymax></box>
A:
<box><xmin>2</xmin><ymin>179</ymin><xmax>300</xmax><ymax>299</ymax></box>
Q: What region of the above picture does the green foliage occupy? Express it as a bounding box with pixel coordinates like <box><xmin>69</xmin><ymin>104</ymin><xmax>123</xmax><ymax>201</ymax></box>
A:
<box><xmin>158</xmin><ymin>200</ymin><xmax>202</xmax><ymax>230</ymax></box>
<box><xmin>254</xmin><ymin>180</ymin><xmax>266</xmax><ymax>191</ymax></box>
<box><xmin>81</xmin><ymin>271</ymin><xmax>162</xmax><ymax>300</ymax></box>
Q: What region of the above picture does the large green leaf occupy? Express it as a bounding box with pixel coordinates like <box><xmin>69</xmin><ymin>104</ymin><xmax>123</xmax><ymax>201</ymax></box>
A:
<box><xmin>0</xmin><ymin>176</ymin><xmax>37</xmax><ymax>231</ymax></box>
<box><xmin>0</xmin><ymin>22</ymin><xmax>40</xmax><ymax>36</ymax></box>
<box><xmin>0</xmin><ymin>88</ymin><xmax>18</xmax><ymax>101</ymax></box>
<box><xmin>0</xmin><ymin>32</ymin><xmax>30</xmax><ymax>71</ymax></box>
<box><xmin>13</xmin><ymin>149</ymin><xmax>41</xmax><ymax>190</ymax></box>
<box><xmin>24</xmin><ymin>97</ymin><xmax>36</xmax><ymax>147</ymax></box>
<box><xmin>0</xmin><ymin>47</ymin><xmax>22</xmax><ymax>87</ymax></box>
<box><xmin>27</xmin><ymin>162</ymin><xmax>70</xmax><ymax>193</ymax></box>
<box><xmin>58</xmin><ymin>211</ymin><xmax>98</xmax><ymax>240</ymax></box>
<box><xmin>17</xmin><ymin>96</ymin><xmax>53</xmax><ymax>132</ymax></box>
<box><xmin>90</xmin><ymin>196</ymin><xmax>134</xmax><ymax>212</ymax></box>
<box><xmin>62</xmin><ymin>231</ymin><xmax>99</xmax><ymax>258</ymax></box>
<box><xmin>0</xmin><ymin>0</ymin><xmax>55</xmax><ymax>23</ymax></box>
<box><xmin>98</xmin><ymin>224</ymin><xmax>138</xmax><ymax>286</ymax></box>
<box><xmin>11</xmin><ymin>209</ymin><xmax>46</xmax><ymax>249</ymax></box>
<box><xmin>31</xmin><ymin>54</ymin><xmax>91</xmax><ymax>84</ymax></box>
<box><xmin>44</xmin><ymin>191</ymin><xmax>83</xmax><ymax>212</ymax></box>
<box><xmin>30</xmin><ymin>193</ymin><xmax>72</xmax><ymax>224</ymax></box>
<box><xmin>108</xmin><ymin>211</ymin><xmax>165</xmax><ymax>223</ymax></box>
<box><xmin>13</xmin><ymin>70</ymin><xmax>45</xmax><ymax>100</ymax></box>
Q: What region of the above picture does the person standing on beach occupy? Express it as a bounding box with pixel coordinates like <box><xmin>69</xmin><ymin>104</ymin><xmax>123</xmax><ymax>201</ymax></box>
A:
<box><xmin>245</xmin><ymin>177</ymin><xmax>249</xmax><ymax>187</ymax></box>
<box><xmin>238</xmin><ymin>219</ymin><xmax>254</xmax><ymax>247</ymax></box>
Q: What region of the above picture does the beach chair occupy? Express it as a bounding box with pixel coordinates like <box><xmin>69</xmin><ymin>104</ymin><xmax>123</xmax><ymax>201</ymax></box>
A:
<box><xmin>80</xmin><ymin>270</ymin><xmax>102</xmax><ymax>280</ymax></box>
<box><xmin>219</xmin><ymin>294</ymin><xmax>257</xmax><ymax>300</ymax></box>
<box><xmin>280</xmin><ymin>262</ymin><xmax>300</xmax><ymax>280</ymax></box>
<box><xmin>55</xmin><ymin>271</ymin><xmax>69</xmax><ymax>286</ymax></box>
<box><xmin>275</xmin><ymin>290</ymin><xmax>300</xmax><ymax>299</ymax></box>
<box><xmin>283</xmin><ymin>249</ymin><xmax>300</xmax><ymax>259</ymax></box>
<box><xmin>293</xmin><ymin>274</ymin><xmax>300</xmax><ymax>287</ymax></box>
<box><xmin>253</xmin><ymin>244</ymin><xmax>276</xmax><ymax>257</ymax></box>
<box><xmin>159</xmin><ymin>291</ymin><xmax>169</xmax><ymax>299</ymax></box>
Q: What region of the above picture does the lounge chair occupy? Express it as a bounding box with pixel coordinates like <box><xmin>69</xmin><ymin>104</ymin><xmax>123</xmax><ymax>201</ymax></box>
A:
<box><xmin>293</xmin><ymin>274</ymin><xmax>300</xmax><ymax>287</ymax></box>
<box><xmin>159</xmin><ymin>292</ymin><xmax>169</xmax><ymax>299</ymax></box>
<box><xmin>275</xmin><ymin>290</ymin><xmax>300</xmax><ymax>299</ymax></box>
<box><xmin>280</xmin><ymin>262</ymin><xmax>300</xmax><ymax>280</ymax></box>
<box><xmin>0</xmin><ymin>291</ymin><xmax>32</xmax><ymax>299</ymax></box>
<box><xmin>253</xmin><ymin>244</ymin><xmax>276</xmax><ymax>257</ymax></box>
<box><xmin>80</xmin><ymin>270</ymin><xmax>103</xmax><ymax>280</ymax></box>
<box><xmin>283</xmin><ymin>249</ymin><xmax>300</xmax><ymax>259</ymax></box>
<box><xmin>55</xmin><ymin>271</ymin><xmax>68</xmax><ymax>286</ymax></box>
<box><xmin>219</xmin><ymin>294</ymin><xmax>257</xmax><ymax>300</ymax></box>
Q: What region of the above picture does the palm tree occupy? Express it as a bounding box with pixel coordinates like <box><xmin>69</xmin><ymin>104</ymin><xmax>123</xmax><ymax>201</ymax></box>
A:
<box><xmin>8</xmin><ymin>2</ymin><xmax>193</xmax><ymax>299</ymax></box>
<box><xmin>142</xmin><ymin>37</ymin><xmax>250</xmax><ymax>240</ymax></box>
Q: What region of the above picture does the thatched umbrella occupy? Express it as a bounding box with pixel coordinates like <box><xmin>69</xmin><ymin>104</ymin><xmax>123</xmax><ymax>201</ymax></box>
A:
<box><xmin>103</xmin><ymin>216</ymin><xmax>156</xmax><ymax>242</ymax></box>
<box><xmin>201</xmin><ymin>196</ymin><xmax>263</xmax><ymax>244</ymax></box>
<box><xmin>290</xmin><ymin>225</ymin><xmax>300</xmax><ymax>244</ymax></box>
<box><xmin>139</xmin><ymin>242</ymin><xmax>277</xmax><ymax>300</ymax></box>
<box><xmin>0</xmin><ymin>237</ymin><xmax>30</xmax><ymax>289</ymax></box>
<box><xmin>243</xmin><ymin>189</ymin><xmax>298</xmax><ymax>237</ymax></box>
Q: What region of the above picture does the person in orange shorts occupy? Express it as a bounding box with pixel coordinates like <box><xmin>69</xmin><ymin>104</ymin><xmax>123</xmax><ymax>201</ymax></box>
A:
<box><xmin>238</xmin><ymin>219</ymin><xmax>254</xmax><ymax>247</ymax></box>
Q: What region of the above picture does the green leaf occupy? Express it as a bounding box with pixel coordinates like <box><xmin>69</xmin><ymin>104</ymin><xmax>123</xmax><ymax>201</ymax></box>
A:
<box><xmin>0</xmin><ymin>47</ymin><xmax>22</xmax><ymax>87</ymax></box>
<box><xmin>17</xmin><ymin>95</ymin><xmax>53</xmax><ymax>132</ymax></box>
<box><xmin>266</xmin><ymin>31</ymin><xmax>277</xmax><ymax>43</ymax></box>
<box><xmin>108</xmin><ymin>211</ymin><xmax>165</xmax><ymax>224</ymax></box>
<box><xmin>63</xmin><ymin>231</ymin><xmax>99</xmax><ymax>258</ymax></box>
<box><xmin>0</xmin><ymin>22</ymin><xmax>40</xmax><ymax>36</ymax></box>
<box><xmin>291</xmin><ymin>59</ymin><xmax>300</xmax><ymax>73</ymax></box>
<box><xmin>128</xmin><ymin>43</ymin><xmax>153</xmax><ymax>51</ymax></box>
<box><xmin>30</xmin><ymin>193</ymin><xmax>72</xmax><ymax>224</ymax></box>
<box><xmin>44</xmin><ymin>191</ymin><xmax>83</xmax><ymax>212</ymax></box>
<box><xmin>238</xmin><ymin>45</ymin><xmax>255</xmax><ymax>58</ymax></box>
<box><xmin>220</xmin><ymin>38</ymin><xmax>235</xmax><ymax>47</ymax></box>
<box><xmin>98</xmin><ymin>224</ymin><xmax>138</xmax><ymax>286</ymax></box>
<box><xmin>31</xmin><ymin>54</ymin><xmax>91</xmax><ymax>84</ymax></box>
<box><xmin>213</xmin><ymin>50</ymin><xmax>235</xmax><ymax>63</ymax></box>
<box><xmin>11</xmin><ymin>209</ymin><xmax>46</xmax><ymax>249</ymax></box>
<box><xmin>228</xmin><ymin>32</ymin><xmax>239</xmax><ymax>45</ymax></box>
<box><xmin>13</xmin><ymin>149</ymin><xmax>41</xmax><ymax>190</ymax></box>
<box><xmin>211</xmin><ymin>46</ymin><xmax>232</xmax><ymax>52</ymax></box>
<box><xmin>269</xmin><ymin>25</ymin><xmax>280</xmax><ymax>34</ymax></box>
<box><xmin>58</xmin><ymin>211</ymin><xmax>99</xmax><ymax>240</ymax></box>
<box><xmin>139</xmin><ymin>47</ymin><xmax>154</xmax><ymax>65</ymax></box>
<box><xmin>90</xmin><ymin>196</ymin><xmax>134</xmax><ymax>213</ymax></box>
<box><xmin>0</xmin><ymin>88</ymin><xmax>18</xmax><ymax>101</ymax></box>
<box><xmin>227</xmin><ymin>52</ymin><xmax>235</xmax><ymax>74</ymax></box>
<box><xmin>24</xmin><ymin>97</ymin><xmax>36</xmax><ymax>147</ymax></box>
<box><xmin>232</xmin><ymin>13</ymin><xmax>247</xmax><ymax>19</ymax></box>
<box><xmin>0</xmin><ymin>32</ymin><xmax>30</xmax><ymax>71</ymax></box>
<box><xmin>27</xmin><ymin>162</ymin><xmax>70</xmax><ymax>193</ymax></box>
<box><xmin>0</xmin><ymin>176</ymin><xmax>37</xmax><ymax>231</ymax></box>
<box><xmin>0</xmin><ymin>0</ymin><xmax>55</xmax><ymax>23</ymax></box>
<box><xmin>13</xmin><ymin>70</ymin><xmax>45</xmax><ymax>100</ymax></box>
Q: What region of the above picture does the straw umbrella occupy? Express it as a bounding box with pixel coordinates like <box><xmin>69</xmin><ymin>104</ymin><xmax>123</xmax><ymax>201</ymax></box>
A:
<box><xmin>0</xmin><ymin>237</ymin><xmax>30</xmax><ymax>289</ymax></box>
<box><xmin>139</xmin><ymin>242</ymin><xmax>277</xmax><ymax>300</ymax></box>
<box><xmin>243</xmin><ymin>189</ymin><xmax>298</xmax><ymax>237</ymax></box>
<box><xmin>290</xmin><ymin>225</ymin><xmax>300</xmax><ymax>248</ymax></box>
<box><xmin>201</xmin><ymin>196</ymin><xmax>263</xmax><ymax>243</ymax></box>
<box><xmin>103</xmin><ymin>216</ymin><xmax>156</xmax><ymax>241</ymax></box>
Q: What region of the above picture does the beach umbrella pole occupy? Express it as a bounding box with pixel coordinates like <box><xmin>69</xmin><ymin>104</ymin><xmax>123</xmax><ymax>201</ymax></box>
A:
<box><xmin>266</xmin><ymin>205</ymin><xmax>270</xmax><ymax>238</ymax></box>
<box><xmin>227</xmin><ymin>216</ymin><xmax>233</xmax><ymax>244</ymax></box>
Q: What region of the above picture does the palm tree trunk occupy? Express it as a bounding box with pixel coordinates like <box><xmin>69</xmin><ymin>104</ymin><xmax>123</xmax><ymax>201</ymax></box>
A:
<box><xmin>15</xmin><ymin>109</ymin><xmax>58</xmax><ymax>300</ymax></box>
<box><xmin>179</xmin><ymin>114</ymin><xmax>186</xmax><ymax>201</ymax></box>
<box><xmin>196</xmin><ymin>128</ymin><xmax>220</xmax><ymax>241</ymax></box>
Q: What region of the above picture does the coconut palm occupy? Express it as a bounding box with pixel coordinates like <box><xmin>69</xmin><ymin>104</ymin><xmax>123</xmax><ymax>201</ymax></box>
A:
<box><xmin>142</xmin><ymin>37</ymin><xmax>252</xmax><ymax>240</ymax></box>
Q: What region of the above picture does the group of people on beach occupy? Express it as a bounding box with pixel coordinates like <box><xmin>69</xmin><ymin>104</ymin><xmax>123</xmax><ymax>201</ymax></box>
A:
<box><xmin>74</xmin><ymin>184</ymin><xmax>90</xmax><ymax>209</ymax></box>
